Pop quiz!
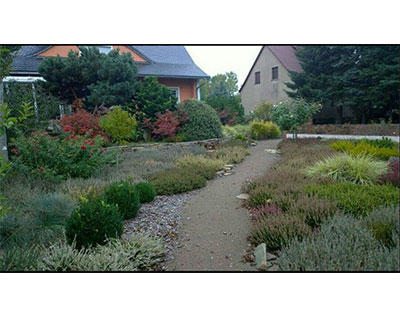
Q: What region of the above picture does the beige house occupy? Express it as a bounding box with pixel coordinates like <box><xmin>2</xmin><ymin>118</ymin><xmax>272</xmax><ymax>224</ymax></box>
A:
<box><xmin>239</xmin><ymin>46</ymin><xmax>302</xmax><ymax>114</ymax></box>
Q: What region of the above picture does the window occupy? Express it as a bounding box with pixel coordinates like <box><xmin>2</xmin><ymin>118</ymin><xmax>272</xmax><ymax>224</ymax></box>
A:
<box><xmin>168</xmin><ymin>87</ymin><xmax>180</xmax><ymax>103</ymax></box>
<box><xmin>272</xmin><ymin>66</ymin><xmax>279</xmax><ymax>80</ymax></box>
<box><xmin>96</xmin><ymin>46</ymin><xmax>113</xmax><ymax>54</ymax></box>
<box><xmin>255</xmin><ymin>71</ymin><xmax>260</xmax><ymax>84</ymax></box>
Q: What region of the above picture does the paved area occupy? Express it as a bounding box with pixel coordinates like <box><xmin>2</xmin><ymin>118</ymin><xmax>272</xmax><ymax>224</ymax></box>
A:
<box><xmin>168</xmin><ymin>139</ymin><xmax>280</xmax><ymax>271</ymax></box>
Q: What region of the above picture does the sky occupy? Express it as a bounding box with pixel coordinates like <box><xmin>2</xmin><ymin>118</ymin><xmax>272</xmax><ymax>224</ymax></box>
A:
<box><xmin>185</xmin><ymin>46</ymin><xmax>262</xmax><ymax>89</ymax></box>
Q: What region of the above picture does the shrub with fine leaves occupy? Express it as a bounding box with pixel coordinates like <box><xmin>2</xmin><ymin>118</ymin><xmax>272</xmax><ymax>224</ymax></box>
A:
<box><xmin>99</xmin><ymin>107</ymin><xmax>137</xmax><ymax>144</ymax></box>
<box><xmin>176</xmin><ymin>154</ymin><xmax>224</xmax><ymax>180</ymax></box>
<box><xmin>60</xmin><ymin>109</ymin><xmax>105</xmax><ymax>138</ymax></box>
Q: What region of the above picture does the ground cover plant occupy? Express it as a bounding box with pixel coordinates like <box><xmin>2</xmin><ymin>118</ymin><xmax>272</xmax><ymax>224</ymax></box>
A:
<box><xmin>330</xmin><ymin>139</ymin><xmax>399</xmax><ymax>160</ymax></box>
<box><xmin>176</xmin><ymin>154</ymin><xmax>224</xmax><ymax>180</ymax></box>
<box><xmin>243</xmin><ymin>138</ymin><xmax>400</xmax><ymax>271</ymax></box>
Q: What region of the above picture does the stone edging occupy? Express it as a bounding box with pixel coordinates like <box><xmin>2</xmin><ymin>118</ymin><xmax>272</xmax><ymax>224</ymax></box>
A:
<box><xmin>286</xmin><ymin>133</ymin><xmax>400</xmax><ymax>142</ymax></box>
<box><xmin>104</xmin><ymin>137</ymin><xmax>231</xmax><ymax>152</ymax></box>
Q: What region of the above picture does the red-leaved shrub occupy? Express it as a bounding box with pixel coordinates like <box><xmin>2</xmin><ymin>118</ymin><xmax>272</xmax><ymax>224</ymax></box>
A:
<box><xmin>60</xmin><ymin>109</ymin><xmax>105</xmax><ymax>138</ymax></box>
<box><xmin>152</xmin><ymin>110</ymin><xmax>188</xmax><ymax>140</ymax></box>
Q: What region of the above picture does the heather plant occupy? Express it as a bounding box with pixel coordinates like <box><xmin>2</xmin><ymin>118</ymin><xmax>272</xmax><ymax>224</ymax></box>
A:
<box><xmin>176</xmin><ymin>154</ymin><xmax>224</xmax><ymax>180</ymax></box>
<box><xmin>250</xmin><ymin>212</ymin><xmax>311</xmax><ymax>252</ymax></box>
<box><xmin>99</xmin><ymin>107</ymin><xmax>137</xmax><ymax>144</ymax></box>
<box><xmin>330</xmin><ymin>140</ymin><xmax>399</xmax><ymax>160</ymax></box>
<box><xmin>134</xmin><ymin>182</ymin><xmax>156</xmax><ymax>203</ymax></box>
<box><xmin>379</xmin><ymin>158</ymin><xmax>399</xmax><ymax>187</ymax></box>
<box><xmin>32</xmin><ymin>233</ymin><xmax>165</xmax><ymax>271</ymax></box>
<box><xmin>11</xmin><ymin>129</ymin><xmax>115</xmax><ymax>180</ymax></box>
<box><xmin>208</xmin><ymin>145</ymin><xmax>250</xmax><ymax>164</ymax></box>
<box><xmin>103</xmin><ymin>180</ymin><xmax>141</xmax><ymax>219</ymax></box>
<box><xmin>361</xmin><ymin>205</ymin><xmax>399</xmax><ymax>249</ymax></box>
<box><xmin>278</xmin><ymin>214</ymin><xmax>399</xmax><ymax>271</ymax></box>
<box><xmin>65</xmin><ymin>195</ymin><xmax>124</xmax><ymax>249</ymax></box>
<box><xmin>148</xmin><ymin>168</ymin><xmax>206</xmax><ymax>195</ymax></box>
<box><xmin>306</xmin><ymin>182</ymin><xmax>399</xmax><ymax>218</ymax></box>
<box><xmin>306</xmin><ymin>153</ymin><xmax>388</xmax><ymax>184</ymax></box>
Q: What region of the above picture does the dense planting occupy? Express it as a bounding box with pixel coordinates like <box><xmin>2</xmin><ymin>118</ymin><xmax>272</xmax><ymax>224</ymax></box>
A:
<box><xmin>331</xmin><ymin>139</ymin><xmax>399</xmax><ymax>160</ymax></box>
<box><xmin>176</xmin><ymin>155</ymin><xmax>224</xmax><ymax>180</ymax></box>
<box><xmin>135</xmin><ymin>182</ymin><xmax>156</xmax><ymax>203</ymax></box>
<box><xmin>249</xmin><ymin>120</ymin><xmax>281</xmax><ymax>140</ymax></box>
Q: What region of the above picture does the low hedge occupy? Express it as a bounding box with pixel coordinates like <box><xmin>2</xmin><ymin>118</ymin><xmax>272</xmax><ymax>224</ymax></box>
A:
<box><xmin>135</xmin><ymin>182</ymin><xmax>156</xmax><ymax>203</ymax></box>
<box><xmin>148</xmin><ymin>168</ymin><xmax>207</xmax><ymax>195</ymax></box>
<box><xmin>176</xmin><ymin>155</ymin><xmax>224</xmax><ymax>180</ymax></box>
<box><xmin>249</xmin><ymin>120</ymin><xmax>281</xmax><ymax>140</ymax></box>
<box><xmin>306</xmin><ymin>182</ymin><xmax>399</xmax><ymax>218</ymax></box>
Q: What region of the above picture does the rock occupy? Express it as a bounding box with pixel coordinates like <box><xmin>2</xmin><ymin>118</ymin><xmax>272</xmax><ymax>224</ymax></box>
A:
<box><xmin>254</xmin><ymin>243</ymin><xmax>271</xmax><ymax>271</ymax></box>
<box><xmin>224</xmin><ymin>172</ymin><xmax>232</xmax><ymax>176</ymax></box>
<box><xmin>216</xmin><ymin>170</ymin><xmax>225</xmax><ymax>176</ymax></box>
<box><xmin>236</xmin><ymin>193</ymin><xmax>250</xmax><ymax>200</ymax></box>
<box><xmin>251</xmin><ymin>142</ymin><xmax>257</xmax><ymax>146</ymax></box>
<box><xmin>224</xmin><ymin>164</ymin><xmax>234</xmax><ymax>168</ymax></box>
<box><xmin>224</xmin><ymin>167</ymin><xmax>232</xmax><ymax>171</ymax></box>
<box><xmin>265</xmin><ymin>149</ymin><xmax>279</xmax><ymax>154</ymax></box>
<box><xmin>266</xmin><ymin>252</ymin><xmax>277</xmax><ymax>261</ymax></box>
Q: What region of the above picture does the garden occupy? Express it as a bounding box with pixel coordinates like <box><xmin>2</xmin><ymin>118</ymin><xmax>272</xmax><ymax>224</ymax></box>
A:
<box><xmin>243</xmin><ymin>136</ymin><xmax>399</xmax><ymax>271</ymax></box>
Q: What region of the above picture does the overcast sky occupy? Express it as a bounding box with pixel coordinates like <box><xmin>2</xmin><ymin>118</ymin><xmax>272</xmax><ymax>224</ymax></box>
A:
<box><xmin>185</xmin><ymin>46</ymin><xmax>262</xmax><ymax>89</ymax></box>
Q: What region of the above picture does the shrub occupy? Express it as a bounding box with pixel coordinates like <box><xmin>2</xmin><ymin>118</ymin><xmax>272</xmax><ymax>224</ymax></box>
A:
<box><xmin>330</xmin><ymin>140</ymin><xmax>399</xmax><ymax>160</ymax></box>
<box><xmin>306</xmin><ymin>153</ymin><xmax>388</xmax><ymax>184</ymax></box>
<box><xmin>177</xmin><ymin>99</ymin><xmax>222</xmax><ymax>141</ymax></box>
<box><xmin>306</xmin><ymin>182</ymin><xmax>399</xmax><ymax>218</ymax></box>
<box><xmin>270</xmin><ymin>98</ymin><xmax>321</xmax><ymax>137</ymax></box>
<box><xmin>12</xmin><ymin>129</ymin><xmax>115</xmax><ymax>180</ymax></box>
<box><xmin>249</xmin><ymin>120</ymin><xmax>281</xmax><ymax>140</ymax></box>
<box><xmin>60</xmin><ymin>109</ymin><xmax>105</xmax><ymax>138</ymax></box>
<box><xmin>250</xmin><ymin>212</ymin><xmax>311</xmax><ymax>252</ymax></box>
<box><xmin>209</xmin><ymin>145</ymin><xmax>250</xmax><ymax>164</ymax></box>
<box><xmin>32</xmin><ymin>193</ymin><xmax>76</xmax><ymax>227</ymax></box>
<box><xmin>103</xmin><ymin>180</ymin><xmax>141</xmax><ymax>219</ymax></box>
<box><xmin>65</xmin><ymin>196</ymin><xmax>124</xmax><ymax>249</ymax></box>
<box><xmin>151</xmin><ymin>110</ymin><xmax>188</xmax><ymax>140</ymax></box>
<box><xmin>133</xmin><ymin>76</ymin><xmax>178</xmax><ymax>120</ymax></box>
<box><xmin>278</xmin><ymin>214</ymin><xmax>399</xmax><ymax>271</ymax></box>
<box><xmin>148</xmin><ymin>168</ymin><xmax>207</xmax><ymax>195</ymax></box>
<box><xmin>33</xmin><ymin>233</ymin><xmax>165</xmax><ymax>271</ymax></box>
<box><xmin>379</xmin><ymin>158</ymin><xmax>399</xmax><ymax>187</ymax></box>
<box><xmin>361</xmin><ymin>205</ymin><xmax>399</xmax><ymax>249</ymax></box>
<box><xmin>250</xmin><ymin>203</ymin><xmax>283</xmax><ymax>221</ymax></box>
<box><xmin>254</xmin><ymin>101</ymin><xmax>273</xmax><ymax>121</ymax></box>
<box><xmin>176</xmin><ymin>154</ymin><xmax>224</xmax><ymax>180</ymax></box>
<box><xmin>357</xmin><ymin>137</ymin><xmax>397</xmax><ymax>149</ymax></box>
<box><xmin>99</xmin><ymin>107</ymin><xmax>137</xmax><ymax>144</ymax></box>
<box><xmin>135</xmin><ymin>182</ymin><xmax>156</xmax><ymax>203</ymax></box>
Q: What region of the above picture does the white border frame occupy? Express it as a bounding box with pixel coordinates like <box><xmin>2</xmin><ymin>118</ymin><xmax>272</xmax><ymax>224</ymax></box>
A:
<box><xmin>168</xmin><ymin>86</ymin><xmax>181</xmax><ymax>103</ymax></box>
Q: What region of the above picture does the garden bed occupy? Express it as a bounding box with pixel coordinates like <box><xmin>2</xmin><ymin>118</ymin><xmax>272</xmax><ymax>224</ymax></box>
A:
<box><xmin>298</xmin><ymin>123</ymin><xmax>399</xmax><ymax>136</ymax></box>
<box><xmin>243</xmin><ymin>138</ymin><xmax>399</xmax><ymax>271</ymax></box>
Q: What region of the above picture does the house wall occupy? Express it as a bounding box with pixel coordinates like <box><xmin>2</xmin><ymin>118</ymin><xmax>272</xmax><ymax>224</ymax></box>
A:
<box><xmin>158</xmin><ymin>78</ymin><xmax>197</xmax><ymax>102</ymax></box>
<box><xmin>240</xmin><ymin>47</ymin><xmax>294</xmax><ymax>114</ymax></box>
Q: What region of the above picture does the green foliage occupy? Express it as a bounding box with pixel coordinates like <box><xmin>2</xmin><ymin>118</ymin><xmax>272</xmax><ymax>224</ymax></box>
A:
<box><xmin>306</xmin><ymin>153</ymin><xmax>388</xmax><ymax>184</ymax></box>
<box><xmin>330</xmin><ymin>140</ymin><xmax>399</xmax><ymax>160</ymax></box>
<box><xmin>32</xmin><ymin>193</ymin><xmax>76</xmax><ymax>227</ymax></box>
<box><xmin>270</xmin><ymin>98</ymin><xmax>321</xmax><ymax>135</ymax></box>
<box><xmin>65</xmin><ymin>196</ymin><xmax>124</xmax><ymax>249</ymax></box>
<box><xmin>4</xmin><ymin>82</ymin><xmax>61</xmax><ymax>132</ymax></box>
<box><xmin>222</xmin><ymin>124</ymin><xmax>250</xmax><ymax>140</ymax></box>
<box><xmin>200</xmin><ymin>71</ymin><xmax>239</xmax><ymax>99</ymax></box>
<box><xmin>133</xmin><ymin>76</ymin><xmax>177</xmax><ymax>120</ymax></box>
<box><xmin>176</xmin><ymin>154</ymin><xmax>224</xmax><ymax>180</ymax></box>
<box><xmin>177</xmin><ymin>99</ymin><xmax>222</xmax><ymax>141</ymax></box>
<box><xmin>0</xmin><ymin>102</ymin><xmax>33</xmax><ymax>134</ymax></box>
<box><xmin>38</xmin><ymin>46</ymin><xmax>138</xmax><ymax>109</ymax></box>
<box><xmin>278</xmin><ymin>214</ymin><xmax>399</xmax><ymax>271</ymax></box>
<box><xmin>254</xmin><ymin>101</ymin><xmax>273</xmax><ymax>121</ymax></box>
<box><xmin>0</xmin><ymin>45</ymin><xmax>20</xmax><ymax>79</ymax></box>
<box><xmin>306</xmin><ymin>182</ymin><xmax>399</xmax><ymax>218</ymax></box>
<box><xmin>103</xmin><ymin>180</ymin><xmax>141</xmax><ymax>219</ymax></box>
<box><xmin>361</xmin><ymin>205</ymin><xmax>399</xmax><ymax>249</ymax></box>
<box><xmin>99</xmin><ymin>107</ymin><xmax>137</xmax><ymax>144</ymax></box>
<box><xmin>287</xmin><ymin>46</ymin><xmax>400</xmax><ymax>123</ymax></box>
<box><xmin>148</xmin><ymin>168</ymin><xmax>206</xmax><ymax>195</ymax></box>
<box><xmin>12</xmin><ymin>130</ymin><xmax>115</xmax><ymax>180</ymax></box>
<box><xmin>249</xmin><ymin>120</ymin><xmax>281</xmax><ymax>140</ymax></box>
<box><xmin>135</xmin><ymin>182</ymin><xmax>156</xmax><ymax>203</ymax></box>
<box><xmin>31</xmin><ymin>234</ymin><xmax>165</xmax><ymax>271</ymax></box>
<box><xmin>250</xmin><ymin>212</ymin><xmax>312</xmax><ymax>251</ymax></box>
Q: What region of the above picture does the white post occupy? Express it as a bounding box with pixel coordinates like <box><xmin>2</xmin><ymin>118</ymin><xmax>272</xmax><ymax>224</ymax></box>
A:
<box><xmin>0</xmin><ymin>81</ymin><xmax>8</xmax><ymax>162</ymax></box>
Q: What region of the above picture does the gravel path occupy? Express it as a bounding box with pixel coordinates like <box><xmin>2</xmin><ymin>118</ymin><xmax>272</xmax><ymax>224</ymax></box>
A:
<box><xmin>168</xmin><ymin>139</ymin><xmax>281</xmax><ymax>271</ymax></box>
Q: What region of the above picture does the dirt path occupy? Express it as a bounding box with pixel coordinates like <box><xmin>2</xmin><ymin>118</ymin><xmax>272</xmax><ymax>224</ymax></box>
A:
<box><xmin>168</xmin><ymin>139</ymin><xmax>281</xmax><ymax>271</ymax></box>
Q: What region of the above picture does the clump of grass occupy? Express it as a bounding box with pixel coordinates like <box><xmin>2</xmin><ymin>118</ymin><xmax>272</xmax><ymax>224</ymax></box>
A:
<box><xmin>176</xmin><ymin>154</ymin><xmax>224</xmax><ymax>180</ymax></box>
<box><xmin>306</xmin><ymin>153</ymin><xmax>388</xmax><ymax>184</ymax></box>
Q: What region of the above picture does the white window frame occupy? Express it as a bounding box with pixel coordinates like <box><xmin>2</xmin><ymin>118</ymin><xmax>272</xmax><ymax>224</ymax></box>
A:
<box><xmin>168</xmin><ymin>87</ymin><xmax>181</xmax><ymax>103</ymax></box>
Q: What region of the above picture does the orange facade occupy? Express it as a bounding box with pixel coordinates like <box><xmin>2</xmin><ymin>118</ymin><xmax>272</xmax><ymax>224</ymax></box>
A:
<box><xmin>38</xmin><ymin>45</ymin><xmax>198</xmax><ymax>101</ymax></box>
